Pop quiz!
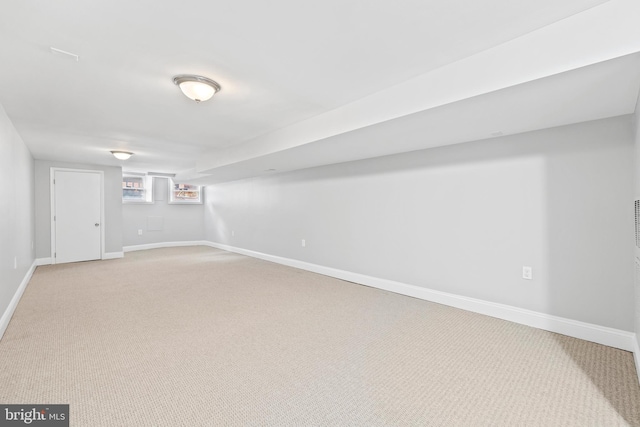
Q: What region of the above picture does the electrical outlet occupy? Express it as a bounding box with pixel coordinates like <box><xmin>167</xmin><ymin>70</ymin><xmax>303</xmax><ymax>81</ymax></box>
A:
<box><xmin>301</xmin><ymin>239</ymin><xmax>306</xmax><ymax>247</ymax></box>
<box><xmin>14</xmin><ymin>257</ymin><xmax>17</xmax><ymax>269</ymax></box>
<box><xmin>522</xmin><ymin>266</ymin><xmax>533</xmax><ymax>280</ymax></box>
<box><xmin>138</xmin><ymin>229</ymin><xmax>143</xmax><ymax>236</ymax></box>
<box><xmin>232</xmin><ymin>230</ymin><xmax>235</xmax><ymax>237</ymax></box>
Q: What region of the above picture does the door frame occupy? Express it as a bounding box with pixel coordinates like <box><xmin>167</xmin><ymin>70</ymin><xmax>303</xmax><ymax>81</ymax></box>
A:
<box><xmin>50</xmin><ymin>167</ymin><xmax>105</xmax><ymax>264</ymax></box>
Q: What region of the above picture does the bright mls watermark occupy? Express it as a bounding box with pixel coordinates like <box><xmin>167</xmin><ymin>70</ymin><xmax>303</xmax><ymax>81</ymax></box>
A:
<box><xmin>0</xmin><ymin>405</ymin><xmax>68</xmax><ymax>426</ymax></box>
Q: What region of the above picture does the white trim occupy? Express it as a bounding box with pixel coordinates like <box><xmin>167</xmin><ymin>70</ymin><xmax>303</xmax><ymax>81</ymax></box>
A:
<box><xmin>123</xmin><ymin>241</ymin><xmax>208</xmax><ymax>253</ymax></box>
<box><xmin>37</xmin><ymin>254</ymin><xmax>120</xmax><ymax>265</ymax></box>
<box><xmin>203</xmin><ymin>241</ymin><xmax>636</xmax><ymax>352</ymax></box>
<box><xmin>167</xmin><ymin>178</ymin><xmax>204</xmax><ymax>204</ymax></box>
<box><xmin>103</xmin><ymin>252</ymin><xmax>124</xmax><ymax>260</ymax></box>
<box><xmin>0</xmin><ymin>260</ymin><xmax>36</xmax><ymax>341</ymax></box>
<box><xmin>50</xmin><ymin>168</ymin><xmax>105</xmax><ymax>264</ymax></box>
<box><xmin>49</xmin><ymin>169</ymin><xmax>54</xmax><ymax>262</ymax></box>
<box><xmin>633</xmin><ymin>334</ymin><xmax>640</xmax><ymax>387</ymax></box>
<box><xmin>122</xmin><ymin>173</ymin><xmax>154</xmax><ymax>204</ymax></box>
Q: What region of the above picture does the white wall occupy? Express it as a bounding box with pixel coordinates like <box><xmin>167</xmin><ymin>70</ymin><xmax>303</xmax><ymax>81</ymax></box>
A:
<box><xmin>0</xmin><ymin>104</ymin><xmax>35</xmax><ymax>320</ymax></box>
<box><xmin>205</xmin><ymin>116</ymin><xmax>634</xmax><ymax>331</ymax></box>
<box><xmin>634</xmin><ymin>98</ymin><xmax>640</xmax><ymax>344</ymax></box>
<box><xmin>34</xmin><ymin>160</ymin><xmax>123</xmax><ymax>258</ymax></box>
<box><xmin>122</xmin><ymin>177</ymin><xmax>205</xmax><ymax>247</ymax></box>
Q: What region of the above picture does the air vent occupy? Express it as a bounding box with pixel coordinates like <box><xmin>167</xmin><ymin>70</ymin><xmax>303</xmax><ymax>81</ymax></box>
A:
<box><xmin>147</xmin><ymin>172</ymin><xmax>176</xmax><ymax>177</ymax></box>
<box><xmin>50</xmin><ymin>47</ymin><xmax>79</xmax><ymax>61</ymax></box>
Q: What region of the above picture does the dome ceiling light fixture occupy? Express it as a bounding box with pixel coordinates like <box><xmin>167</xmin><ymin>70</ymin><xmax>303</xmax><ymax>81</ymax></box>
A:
<box><xmin>173</xmin><ymin>74</ymin><xmax>221</xmax><ymax>103</ymax></box>
<box><xmin>110</xmin><ymin>151</ymin><xmax>134</xmax><ymax>160</ymax></box>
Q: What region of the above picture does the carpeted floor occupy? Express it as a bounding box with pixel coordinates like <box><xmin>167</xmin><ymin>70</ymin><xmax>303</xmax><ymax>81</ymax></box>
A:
<box><xmin>1</xmin><ymin>246</ymin><xmax>639</xmax><ymax>426</ymax></box>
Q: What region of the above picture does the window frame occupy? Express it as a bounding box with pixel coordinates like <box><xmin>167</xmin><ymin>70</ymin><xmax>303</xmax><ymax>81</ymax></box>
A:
<box><xmin>122</xmin><ymin>173</ymin><xmax>154</xmax><ymax>204</ymax></box>
<box><xmin>168</xmin><ymin>179</ymin><xmax>203</xmax><ymax>204</ymax></box>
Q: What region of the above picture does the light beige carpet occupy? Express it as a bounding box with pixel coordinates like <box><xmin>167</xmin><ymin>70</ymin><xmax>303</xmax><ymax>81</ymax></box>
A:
<box><xmin>1</xmin><ymin>246</ymin><xmax>639</xmax><ymax>426</ymax></box>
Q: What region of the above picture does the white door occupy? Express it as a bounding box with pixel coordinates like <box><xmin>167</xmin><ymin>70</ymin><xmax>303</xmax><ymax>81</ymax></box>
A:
<box><xmin>53</xmin><ymin>170</ymin><xmax>102</xmax><ymax>264</ymax></box>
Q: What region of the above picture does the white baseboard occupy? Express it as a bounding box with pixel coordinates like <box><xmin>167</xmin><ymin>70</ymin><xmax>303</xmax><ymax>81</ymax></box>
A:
<box><xmin>203</xmin><ymin>241</ymin><xmax>636</xmax><ymax>352</ymax></box>
<box><xmin>123</xmin><ymin>241</ymin><xmax>208</xmax><ymax>253</ymax></box>
<box><xmin>103</xmin><ymin>252</ymin><xmax>124</xmax><ymax>260</ymax></box>
<box><xmin>37</xmin><ymin>253</ymin><xmax>124</xmax><ymax>264</ymax></box>
<box><xmin>633</xmin><ymin>334</ymin><xmax>640</xmax><ymax>386</ymax></box>
<box><xmin>0</xmin><ymin>260</ymin><xmax>37</xmax><ymax>341</ymax></box>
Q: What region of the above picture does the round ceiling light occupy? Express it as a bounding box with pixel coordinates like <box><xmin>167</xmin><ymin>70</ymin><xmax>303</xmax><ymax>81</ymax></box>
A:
<box><xmin>173</xmin><ymin>74</ymin><xmax>221</xmax><ymax>103</ymax></box>
<box><xmin>110</xmin><ymin>151</ymin><xmax>133</xmax><ymax>160</ymax></box>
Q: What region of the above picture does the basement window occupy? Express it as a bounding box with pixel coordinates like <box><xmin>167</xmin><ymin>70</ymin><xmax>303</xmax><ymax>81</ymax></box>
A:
<box><xmin>168</xmin><ymin>179</ymin><xmax>202</xmax><ymax>204</ymax></box>
<box><xmin>122</xmin><ymin>173</ymin><xmax>153</xmax><ymax>203</ymax></box>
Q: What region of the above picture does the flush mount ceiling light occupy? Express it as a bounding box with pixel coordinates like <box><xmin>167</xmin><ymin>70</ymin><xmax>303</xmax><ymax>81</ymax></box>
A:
<box><xmin>110</xmin><ymin>151</ymin><xmax>133</xmax><ymax>160</ymax></box>
<box><xmin>173</xmin><ymin>74</ymin><xmax>221</xmax><ymax>103</ymax></box>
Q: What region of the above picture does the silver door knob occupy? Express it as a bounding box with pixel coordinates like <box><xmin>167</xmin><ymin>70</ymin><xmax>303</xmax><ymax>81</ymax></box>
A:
<box><xmin>95</xmin><ymin>223</ymin><xmax>100</xmax><ymax>227</ymax></box>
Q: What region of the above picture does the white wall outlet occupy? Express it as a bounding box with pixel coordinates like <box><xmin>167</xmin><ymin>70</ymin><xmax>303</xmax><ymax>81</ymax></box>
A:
<box><xmin>522</xmin><ymin>266</ymin><xmax>533</xmax><ymax>280</ymax></box>
<box><xmin>301</xmin><ymin>239</ymin><xmax>306</xmax><ymax>247</ymax></box>
<box><xmin>138</xmin><ymin>229</ymin><xmax>143</xmax><ymax>236</ymax></box>
<box><xmin>14</xmin><ymin>256</ymin><xmax>17</xmax><ymax>269</ymax></box>
<box><xmin>232</xmin><ymin>230</ymin><xmax>235</xmax><ymax>237</ymax></box>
